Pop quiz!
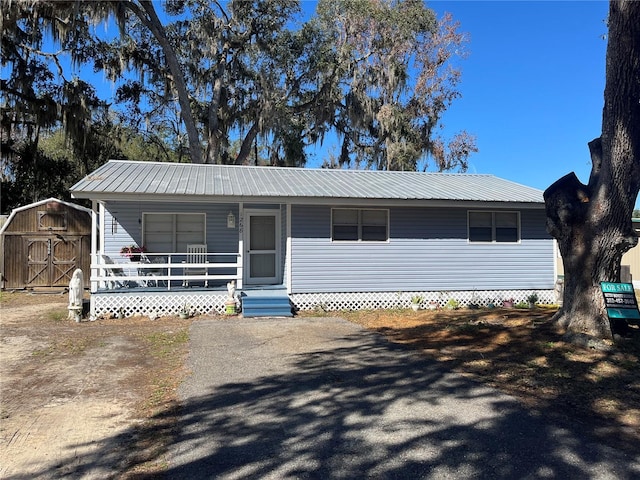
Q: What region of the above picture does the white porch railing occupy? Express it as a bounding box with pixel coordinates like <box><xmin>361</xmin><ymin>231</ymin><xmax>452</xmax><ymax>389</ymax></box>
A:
<box><xmin>90</xmin><ymin>252</ymin><xmax>242</xmax><ymax>292</ymax></box>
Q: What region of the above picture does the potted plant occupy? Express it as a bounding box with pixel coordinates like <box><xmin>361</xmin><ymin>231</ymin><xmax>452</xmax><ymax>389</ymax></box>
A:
<box><xmin>179</xmin><ymin>304</ymin><xmax>191</xmax><ymax>319</ymax></box>
<box><xmin>502</xmin><ymin>298</ymin><xmax>514</xmax><ymax>308</ymax></box>
<box><xmin>120</xmin><ymin>244</ymin><xmax>146</xmax><ymax>262</ymax></box>
<box><xmin>410</xmin><ymin>295</ymin><xmax>424</xmax><ymax>311</ymax></box>
<box><xmin>527</xmin><ymin>293</ymin><xmax>539</xmax><ymax>308</ymax></box>
<box><xmin>446</xmin><ymin>298</ymin><xmax>460</xmax><ymax>310</ymax></box>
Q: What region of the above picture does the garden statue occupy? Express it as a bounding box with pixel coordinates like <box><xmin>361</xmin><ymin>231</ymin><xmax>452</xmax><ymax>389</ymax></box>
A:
<box><xmin>227</xmin><ymin>280</ymin><xmax>236</xmax><ymax>300</ymax></box>
<box><xmin>68</xmin><ymin>269</ymin><xmax>84</xmax><ymax>322</ymax></box>
<box><xmin>225</xmin><ymin>280</ymin><xmax>237</xmax><ymax>315</ymax></box>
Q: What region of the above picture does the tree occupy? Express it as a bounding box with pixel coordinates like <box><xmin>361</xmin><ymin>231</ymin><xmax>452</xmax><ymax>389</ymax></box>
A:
<box><xmin>0</xmin><ymin>0</ymin><xmax>190</xmax><ymax>211</ymax></box>
<box><xmin>3</xmin><ymin>0</ymin><xmax>473</xmax><ymax>170</ymax></box>
<box><xmin>314</xmin><ymin>0</ymin><xmax>476</xmax><ymax>171</ymax></box>
<box><xmin>94</xmin><ymin>0</ymin><xmax>319</xmax><ymax>165</ymax></box>
<box><xmin>544</xmin><ymin>0</ymin><xmax>640</xmax><ymax>340</ymax></box>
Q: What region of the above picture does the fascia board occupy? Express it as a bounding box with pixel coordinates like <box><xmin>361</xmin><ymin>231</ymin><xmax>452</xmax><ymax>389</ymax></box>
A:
<box><xmin>71</xmin><ymin>191</ymin><xmax>544</xmax><ymax>210</ymax></box>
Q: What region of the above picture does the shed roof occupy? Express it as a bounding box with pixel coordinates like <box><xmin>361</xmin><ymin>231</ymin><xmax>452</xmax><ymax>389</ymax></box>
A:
<box><xmin>71</xmin><ymin>160</ymin><xmax>545</xmax><ymax>206</ymax></box>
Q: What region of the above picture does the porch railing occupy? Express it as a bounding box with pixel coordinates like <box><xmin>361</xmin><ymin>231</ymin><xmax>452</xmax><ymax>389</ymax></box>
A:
<box><xmin>89</xmin><ymin>252</ymin><xmax>242</xmax><ymax>292</ymax></box>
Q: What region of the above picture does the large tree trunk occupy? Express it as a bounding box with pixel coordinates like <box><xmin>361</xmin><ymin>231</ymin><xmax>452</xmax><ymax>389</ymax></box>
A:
<box><xmin>544</xmin><ymin>0</ymin><xmax>640</xmax><ymax>340</ymax></box>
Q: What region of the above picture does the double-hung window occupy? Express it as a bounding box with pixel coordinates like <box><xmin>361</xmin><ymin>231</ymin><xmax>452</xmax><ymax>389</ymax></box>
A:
<box><xmin>468</xmin><ymin>211</ymin><xmax>519</xmax><ymax>243</ymax></box>
<box><xmin>332</xmin><ymin>208</ymin><xmax>388</xmax><ymax>241</ymax></box>
<box><xmin>142</xmin><ymin>213</ymin><xmax>206</xmax><ymax>252</ymax></box>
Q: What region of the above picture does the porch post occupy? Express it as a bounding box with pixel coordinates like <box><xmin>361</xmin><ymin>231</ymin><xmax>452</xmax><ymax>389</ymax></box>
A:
<box><xmin>89</xmin><ymin>200</ymin><xmax>99</xmax><ymax>294</ymax></box>
<box><xmin>237</xmin><ymin>202</ymin><xmax>244</xmax><ymax>289</ymax></box>
<box><xmin>286</xmin><ymin>203</ymin><xmax>292</xmax><ymax>294</ymax></box>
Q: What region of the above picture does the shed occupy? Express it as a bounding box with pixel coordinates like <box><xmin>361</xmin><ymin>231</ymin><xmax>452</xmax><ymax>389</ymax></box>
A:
<box><xmin>0</xmin><ymin>198</ymin><xmax>92</xmax><ymax>289</ymax></box>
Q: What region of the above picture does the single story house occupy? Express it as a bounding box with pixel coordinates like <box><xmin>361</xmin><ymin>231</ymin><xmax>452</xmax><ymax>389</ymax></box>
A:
<box><xmin>0</xmin><ymin>198</ymin><xmax>92</xmax><ymax>290</ymax></box>
<box><xmin>70</xmin><ymin>160</ymin><xmax>556</xmax><ymax>318</ymax></box>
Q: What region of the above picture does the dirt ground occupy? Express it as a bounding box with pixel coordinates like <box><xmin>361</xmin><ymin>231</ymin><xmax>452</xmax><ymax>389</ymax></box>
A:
<box><xmin>0</xmin><ymin>292</ymin><xmax>192</xmax><ymax>479</ymax></box>
<box><xmin>1</xmin><ymin>293</ymin><xmax>639</xmax><ymax>478</ymax></box>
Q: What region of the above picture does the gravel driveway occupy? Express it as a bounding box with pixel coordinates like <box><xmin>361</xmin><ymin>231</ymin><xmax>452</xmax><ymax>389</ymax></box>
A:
<box><xmin>167</xmin><ymin>317</ymin><xmax>640</xmax><ymax>479</ymax></box>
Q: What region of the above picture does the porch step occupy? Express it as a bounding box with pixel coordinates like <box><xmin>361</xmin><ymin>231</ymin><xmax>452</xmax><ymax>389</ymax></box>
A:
<box><xmin>241</xmin><ymin>295</ymin><xmax>293</xmax><ymax>317</ymax></box>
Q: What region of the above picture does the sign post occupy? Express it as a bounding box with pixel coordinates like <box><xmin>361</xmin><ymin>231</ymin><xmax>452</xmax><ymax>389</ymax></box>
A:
<box><xmin>600</xmin><ymin>282</ymin><xmax>640</xmax><ymax>325</ymax></box>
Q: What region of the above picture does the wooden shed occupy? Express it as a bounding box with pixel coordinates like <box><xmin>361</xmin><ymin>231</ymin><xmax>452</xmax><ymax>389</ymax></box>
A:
<box><xmin>0</xmin><ymin>198</ymin><xmax>92</xmax><ymax>290</ymax></box>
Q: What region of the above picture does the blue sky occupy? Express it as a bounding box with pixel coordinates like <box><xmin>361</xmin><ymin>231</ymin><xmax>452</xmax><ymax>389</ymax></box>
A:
<box><xmin>306</xmin><ymin>1</ymin><xmax>623</xmax><ymax>202</ymax></box>
<box><xmin>35</xmin><ymin>0</ymin><xmax>637</xmax><ymax>207</ymax></box>
<box><xmin>429</xmin><ymin>1</ymin><xmax>612</xmax><ymax>196</ymax></box>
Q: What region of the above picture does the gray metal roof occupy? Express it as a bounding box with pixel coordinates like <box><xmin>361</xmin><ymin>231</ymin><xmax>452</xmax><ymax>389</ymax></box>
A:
<box><xmin>71</xmin><ymin>160</ymin><xmax>544</xmax><ymax>206</ymax></box>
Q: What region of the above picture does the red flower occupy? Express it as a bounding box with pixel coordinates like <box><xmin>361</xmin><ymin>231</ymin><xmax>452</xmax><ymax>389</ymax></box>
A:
<box><xmin>120</xmin><ymin>245</ymin><xmax>147</xmax><ymax>258</ymax></box>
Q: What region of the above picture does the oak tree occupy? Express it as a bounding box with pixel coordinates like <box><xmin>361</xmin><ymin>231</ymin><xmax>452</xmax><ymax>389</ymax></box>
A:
<box><xmin>544</xmin><ymin>0</ymin><xmax>640</xmax><ymax>340</ymax></box>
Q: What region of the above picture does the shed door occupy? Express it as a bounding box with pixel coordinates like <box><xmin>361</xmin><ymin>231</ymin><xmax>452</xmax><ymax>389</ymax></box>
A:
<box><xmin>25</xmin><ymin>237</ymin><xmax>80</xmax><ymax>287</ymax></box>
<box><xmin>244</xmin><ymin>210</ymin><xmax>280</xmax><ymax>285</ymax></box>
<box><xmin>51</xmin><ymin>237</ymin><xmax>79</xmax><ymax>286</ymax></box>
<box><xmin>26</xmin><ymin>239</ymin><xmax>50</xmax><ymax>287</ymax></box>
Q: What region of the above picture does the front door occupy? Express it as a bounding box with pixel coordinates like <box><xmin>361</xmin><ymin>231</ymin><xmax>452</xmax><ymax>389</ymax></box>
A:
<box><xmin>244</xmin><ymin>210</ymin><xmax>280</xmax><ymax>285</ymax></box>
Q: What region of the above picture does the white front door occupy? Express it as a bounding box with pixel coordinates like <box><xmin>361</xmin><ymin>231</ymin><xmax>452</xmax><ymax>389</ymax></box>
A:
<box><xmin>244</xmin><ymin>209</ymin><xmax>280</xmax><ymax>285</ymax></box>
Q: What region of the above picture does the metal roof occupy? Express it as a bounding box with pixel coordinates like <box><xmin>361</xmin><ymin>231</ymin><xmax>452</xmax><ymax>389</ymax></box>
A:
<box><xmin>71</xmin><ymin>160</ymin><xmax>545</xmax><ymax>206</ymax></box>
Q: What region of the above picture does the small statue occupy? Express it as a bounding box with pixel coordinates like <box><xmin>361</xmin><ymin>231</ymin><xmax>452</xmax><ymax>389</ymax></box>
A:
<box><xmin>68</xmin><ymin>269</ymin><xmax>84</xmax><ymax>321</ymax></box>
<box><xmin>227</xmin><ymin>280</ymin><xmax>236</xmax><ymax>300</ymax></box>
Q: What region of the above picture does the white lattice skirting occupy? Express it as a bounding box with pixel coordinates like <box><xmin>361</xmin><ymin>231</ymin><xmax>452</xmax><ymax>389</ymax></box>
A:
<box><xmin>91</xmin><ymin>291</ymin><xmax>230</xmax><ymax>318</ymax></box>
<box><xmin>290</xmin><ymin>289</ymin><xmax>556</xmax><ymax>312</ymax></box>
<box><xmin>91</xmin><ymin>289</ymin><xmax>556</xmax><ymax>318</ymax></box>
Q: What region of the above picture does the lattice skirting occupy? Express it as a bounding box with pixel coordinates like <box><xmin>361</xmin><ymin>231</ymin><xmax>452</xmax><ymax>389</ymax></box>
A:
<box><xmin>290</xmin><ymin>289</ymin><xmax>557</xmax><ymax>312</ymax></box>
<box><xmin>91</xmin><ymin>288</ymin><xmax>557</xmax><ymax>319</ymax></box>
<box><xmin>91</xmin><ymin>291</ymin><xmax>230</xmax><ymax>319</ymax></box>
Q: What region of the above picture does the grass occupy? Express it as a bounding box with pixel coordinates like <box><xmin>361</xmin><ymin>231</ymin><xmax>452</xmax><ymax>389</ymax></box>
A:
<box><xmin>125</xmin><ymin>327</ymin><xmax>190</xmax><ymax>476</ymax></box>
<box><xmin>47</xmin><ymin>309</ymin><xmax>69</xmax><ymax>322</ymax></box>
<box><xmin>141</xmin><ymin>329</ymin><xmax>190</xmax><ymax>412</ymax></box>
<box><xmin>32</xmin><ymin>337</ymin><xmax>95</xmax><ymax>357</ymax></box>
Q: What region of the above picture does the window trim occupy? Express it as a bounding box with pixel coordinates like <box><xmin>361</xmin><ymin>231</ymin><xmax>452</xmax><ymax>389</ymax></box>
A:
<box><xmin>331</xmin><ymin>208</ymin><xmax>389</xmax><ymax>242</ymax></box>
<box><xmin>467</xmin><ymin>210</ymin><xmax>520</xmax><ymax>243</ymax></box>
<box><xmin>142</xmin><ymin>212</ymin><xmax>206</xmax><ymax>252</ymax></box>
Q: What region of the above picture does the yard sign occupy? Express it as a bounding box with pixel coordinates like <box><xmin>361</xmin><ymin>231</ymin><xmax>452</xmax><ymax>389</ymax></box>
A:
<box><xmin>600</xmin><ymin>282</ymin><xmax>640</xmax><ymax>322</ymax></box>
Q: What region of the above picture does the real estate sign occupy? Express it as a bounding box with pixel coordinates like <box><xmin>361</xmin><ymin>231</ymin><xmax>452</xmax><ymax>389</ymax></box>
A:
<box><xmin>600</xmin><ymin>282</ymin><xmax>640</xmax><ymax>322</ymax></box>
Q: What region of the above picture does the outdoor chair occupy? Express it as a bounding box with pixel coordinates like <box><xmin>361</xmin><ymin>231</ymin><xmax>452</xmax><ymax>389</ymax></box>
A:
<box><xmin>183</xmin><ymin>244</ymin><xmax>208</xmax><ymax>287</ymax></box>
<box><xmin>140</xmin><ymin>253</ymin><xmax>166</xmax><ymax>287</ymax></box>
<box><xmin>101</xmin><ymin>255</ymin><xmax>134</xmax><ymax>289</ymax></box>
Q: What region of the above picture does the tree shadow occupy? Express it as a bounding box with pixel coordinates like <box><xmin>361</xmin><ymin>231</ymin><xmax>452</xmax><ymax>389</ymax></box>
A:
<box><xmin>11</xmin><ymin>318</ymin><xmax>640</xmax><ymax>479</ymax></box>
<box><xmin>375</xmin><ymin>309</ymin><xmax>640</xmax><ymax>452</ymax></box>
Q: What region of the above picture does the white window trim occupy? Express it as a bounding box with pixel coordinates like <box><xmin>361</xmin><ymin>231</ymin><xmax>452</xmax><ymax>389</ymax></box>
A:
<box><xmin>142</xmin><ymin>212</ymin><xmax>206</xmax><ymax>252</ymax></box>
<box><xmin>331</xmin><ymin>208</ymin><xmax>390</xmax><ymax>242</ymax></box>
<box><xmin>467</xmin><ymin>210</ymin><xmax>521</xmax><ymax>244</ymax></box>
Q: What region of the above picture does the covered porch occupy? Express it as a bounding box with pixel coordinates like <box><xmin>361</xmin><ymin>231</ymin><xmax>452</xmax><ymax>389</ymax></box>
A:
<box><xmin>82</xmin><ymin>196</ymin><xmax>290</xmax><ymax>318</ymax></box>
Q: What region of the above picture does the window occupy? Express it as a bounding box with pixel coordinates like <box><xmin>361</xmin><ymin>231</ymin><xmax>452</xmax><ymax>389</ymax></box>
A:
<box><xmin>143</xmin><ymin>213</ymin><xmax>205</xmax><ymax>252</ymax></box>
<box><xmin>37</xmin><ymin>211</ymin><xmax>67</xmax><ymax>231</ymax></box>
<box><xmin>332</xmin><ymin>208</ymin><xmax>388</xmax><ymax>241</ymax></box>
<box><xmin>468</xmin><ymin>211</ymin><xmax>519</xmax><ymax>243</ymax></box>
